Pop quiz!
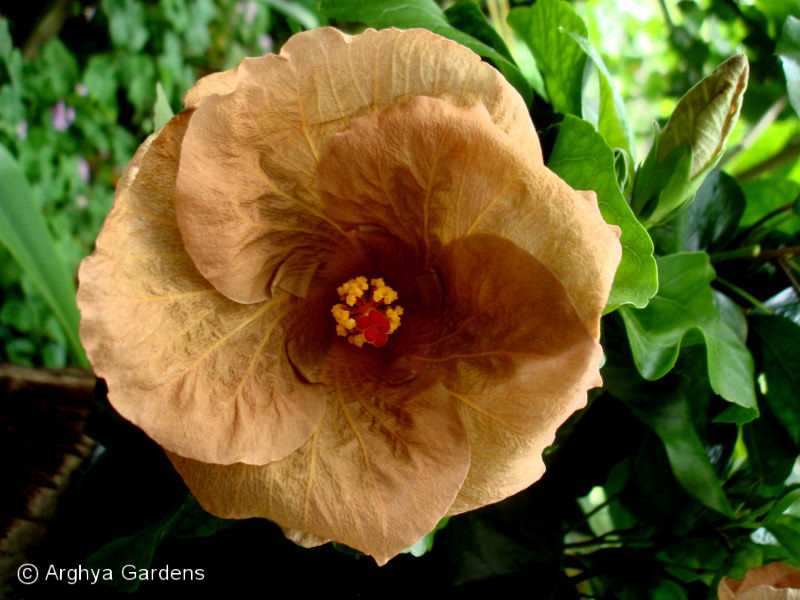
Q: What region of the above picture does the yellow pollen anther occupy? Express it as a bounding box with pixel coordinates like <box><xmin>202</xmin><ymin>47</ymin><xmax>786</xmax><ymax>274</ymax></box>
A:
<box><xmin>332</xmin><ymin>276</ymin><xmax>403</xmax><ymax>348</ymax></box>
<box><xmin>337</xmin><ymin>276</ymin><xmax>368</xmax><ymax>307</ymax></box>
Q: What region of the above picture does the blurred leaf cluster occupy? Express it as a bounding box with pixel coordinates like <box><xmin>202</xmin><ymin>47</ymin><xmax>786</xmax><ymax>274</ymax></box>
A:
<box><xmin>0</xmin><ymin>0</ymin><xmax>319</xmax><ymax>366</ymax></box>
<box><xmin>1</xmin><ymin>0</ymin><xmax>800</xmax><ymax>598</ymax></box>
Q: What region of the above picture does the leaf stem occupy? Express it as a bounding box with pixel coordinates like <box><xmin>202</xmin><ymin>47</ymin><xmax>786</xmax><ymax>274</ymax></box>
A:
<box><xmin>779</xmin><ymin>257</ymin><xmax>800</xmax><ymax>298</ymax></box>
<box><xmin>739</xmin><ymin>202</ymin><xmax>796</xmax><ymax>245</ymax></box>
<box><xmin>658</xmin><ymin>0</ymin><xmax>676</xmax><ymax>33</ymax></box>
<box><xmin>736</xmin><ymin>139</ymin><xmax>800</xmax><ymax>182</ymax></box>
<box><xmin>710</xmin><ymin>245</ymin><xmax>761</xmax><ymax>263</ymax></box>
<box><xmin>715</xmin><ymin>278</ymin><xmax>773</xmax><ymax>314</ymax></box>
<box><xmin>722</xmin><ymin>95</ymin><xmax>788</xmax><ymax>166</ymax></box>
<box><xmin>744</xmin><ymin>245</ymin><xmax>800</xmax><ymax>262</ymax></box>
<box><xmin>568</xmin><ymin>492</ymin><xmax>622</xmax><ymax>531</ymax></box>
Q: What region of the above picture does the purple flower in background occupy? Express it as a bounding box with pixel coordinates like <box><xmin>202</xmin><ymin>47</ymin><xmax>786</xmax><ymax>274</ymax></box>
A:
<box><xmin>77</xmin><ymin>157</ymin><xmax>91</xmax><ymax>183</ymax></box>
<box><xmin>51</xmin><ymin>101</ymin><xmax>73</xmax><ymax>131</ymax></box>
<box><xmin>258</xmin><ymin>34</ymin><xmax>273</xmax><ymax>54</ymax></box>
<box><xmin>76</xmin><ymin>83</ymin><xmax>89</xmax><ymax>97</ymax></box>
<box><xmin>84</xmin><ymin>5</ymin><xmax>96</xmax><ymax>21</ymax></box>
<box><xmin>236</xmin><ymin>0</ymin><xmax>258</xmax><ymax>24</ymax></box>
<box><xmin>51</xmin><ymin>100</ymin><xmax>76</xmax><ymax>131</ymax></box>
<box><xmin>15</xmin><ymin>121</ymin><xmax>28</xmax><ymax>140</ymax></box>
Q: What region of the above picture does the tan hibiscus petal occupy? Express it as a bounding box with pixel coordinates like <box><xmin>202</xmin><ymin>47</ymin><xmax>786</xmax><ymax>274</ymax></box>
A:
<box><xmin>77</xmin><ymin>111</ymin><xmax>325</xmax><ymax>465</ymax></box>
<box><xmin>175</xmin><ymin>27</ymin><xmax>539</xmax><ymax>304</ymax></box>
<box><xmin>168</xmin><ymin>350</ymin><xmax>469</xmax><ymax>565</ymax></box>
<box><xmin>719</xmin><ymin>562</ymin><xmax>800</xmax><ymax>600</ymax></box>
<box><xmin>182</xmin><ymin>69</ymin><xmax>240</xmax><ymax>108</ymax></box>
<box><xmin>316</xmin><ymin>95</ymin><xmax>621</xmax><ymax>337</ymax></box>
<box><xmin>402</xmin><ymin>234</ymin><xmax>602</xmax><ymax>514</ymax></box>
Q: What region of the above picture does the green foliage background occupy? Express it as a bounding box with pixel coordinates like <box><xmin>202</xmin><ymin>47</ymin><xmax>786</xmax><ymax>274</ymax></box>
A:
<box><xmin>1</xmin><ymin>0</ymin><xmax>800</xmax><ymax>598</ymax></box>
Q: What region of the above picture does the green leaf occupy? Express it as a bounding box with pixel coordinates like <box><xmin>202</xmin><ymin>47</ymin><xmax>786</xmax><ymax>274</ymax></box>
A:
<box><xmin>444</xmin><ymin>2</ymin><xmax>513</xmax><ymax>62</ymax></box>
<box><xmin>739</xmin><ymin>178</ymin><xmax>800</xmax><ymax>235</ymax></box>
<box><xmin>627</xmin><ymin>389</ymin><xmax>734</xmax><ymax>517</ymax></box>
<box><xmin>766</xmin><ymin>514</ymin><xmax>800</xmax><ymax>562</ymax></box>
<box><xmin>507</xmin><ymin>0</ymin><xmax>586</xmax><ymax>114</ymax></box>
<box><xmin>153</xmin><ymin>82</ymin><xmax>174</xmax><ymax>132</ymax></box>
<box><xmin>656</xmin><ymin>537</ymin><xmax>729</xmax><ymax>584</ymax></box>
<box><xmin>750</xmin><ymin>314</ymin><xmax>800</xmax><ymax>444</ymax></box>
<box><xmin>618</xmin><ymin>252</ymin><xmax>757</xmax><ymax>417</ymax></box>
<box><xmin>778</xmin><ymin>16</ymin><xmax>800</xmax><ymax>119</ymax></box>
<box><xmin>547</xmin><ymin>115</ymin><xmax>657</xmax><ymax>309</ymax></box>
<box><xmin>402</xmin><ymin>517</ymin><xmax>449</xmax><ymax>557</ymax></box>
<box><xmin>651</xmin><ymin>580</ymin><xmax>688</xmax><ymax>600</ymax></box>
<box><xmin>743</xmin><ymin>397</ymin><xmax>797</xmax><ymax>485</ymax></box>
<box><xmin>718</xmin><ymin>542</ymin><xmax>764</xmax><ymax>581</ymax></box>
<box><xmin>264</xmin><ymin>0</ymin><xmax>321</xmax><ymax>30</ymax></box>
<box><xmin>681</xmin><ymin>170</ymin><xmax>746</xmax><ymax>251</ymax></box>
<box><xmin>650</xmin><ymin>169</ymin><xmax>746</xmax><ymax>254</ymax></box>
<box><xmin>766</xmin><ymin>488</ymin><xmax>800</xmax><ymax>524</ymax></box>
<box><xmin>85</xmin><ymin>495</ymin><xmax>232</xmax><ymax>592</ymax></box>
<box><xmin>765</xmin><ymin>287</ymin><xmax>800</xmax><ymax>327</ymax></box>
<box><xmin>119</xmin><ymin>54</ymin><xmax>157</xmax><ymax>116</ymax></box>
<box><xmin>0</xmin><ymin>145</ymin><xmax>86</xmax><ymax>365</ymax></box>
<box><xmin>318</xmin><ymin>0</ymin><xmax>532</xmax><ymax>104</ymax></box>
<box><xmin>102</xmin><ymin>0</ymin><xmax>149</xmax><ymax>52</ymax></box>
<box><xmin>602</xmin><ymin>335</ymin><xmax>735</xmax><ymax>519</ymax></box>
<box><xmin>84</xmin><ymin>521</ymin><xmax>170</xmax><ymax>592</ymax></box>
<box><xmin>563</xmin><ymin>30</ymin><xmax>634</xmax><ymax>157</ymax></box>
<box><xmin>630</xmin><ymin>137</ymin><xmax>694</xmax><ymax>227</ymax></box>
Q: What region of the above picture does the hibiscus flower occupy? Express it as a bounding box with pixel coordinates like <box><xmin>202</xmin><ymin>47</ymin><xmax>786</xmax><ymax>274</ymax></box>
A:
<box><xmin>77</xmin><ymin>27</ymin><xmax>621</xmax><ymax>564</ymax></box>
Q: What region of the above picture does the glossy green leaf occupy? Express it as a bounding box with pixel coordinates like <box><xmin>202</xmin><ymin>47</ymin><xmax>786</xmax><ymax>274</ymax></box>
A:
<box><xmin>718</xmin><ymin>542</ymin><xmax>764</xmax><ymax>581</ymax></box>
<box><xmin>739</xmin><ymin>178</ymin><xmax>800</xmax><ymax>235</ymax></box>
<box><xmin>0</xmin><ymin>145</ymin><xmax>86</xmax><ymax>365</ymax></box>
<box><xmin>743</xmin><ymin>398</ymin><xmax>797</xmax><ymax>486</ymax></box>
<box><xmin>547</xmin><ymin>115</ymin><xmax>657</xmax><ymax>309</ymax></box>
<box><xmin>618</xmin><ymin>252</ymin><xmax>757</xmax><ymax>416</ymax></box>
<box><xmin>153</xmin><ymin>82</ymin><xmax>173</xmax><ymax>132</ymax></box>
<box><xmin>765</xmin><ymin>287</ymin><xmax>800</xmax><ymax>327</ymax></box>
<box><xmin>657</xmin><ymin>537</ymin><xmax>728</xmax><ymax>584</ymax></box>
<box><xmin>444</xmin><ymin>1</ymin><xmax>512</xmax><ymax>61</ymax></box>
<box><xmin>85</xmin><ymin>520</ymin><xmax>170</xmax><ymax>592</ymax></box>
<box><xmin>402</xmin><ymin>517</ymin><xmax>450</xmax><ymax>557</ymax></box>
<box><xmin>602</xmin><ymin>346</ymin><xmax>734</xmax><ymax>518</ymax></box>
<box><xmin>630</xmin><ymin>136</ymin><xmax>693</xmax><ymax>227</ymax></box>
<box><xmin>628</xmin><ymin>389</ymin><xmax>734</xmax><ymax>517</ymax></box>
<box><xmin>318</xmin><ymin>0</ymin><xmax>532</xmax><ymax>104</ymax></box>
<box><xmin>682</xmin><ymin>170</ymin><xmax>746</xmax><ymax>251</ymax></box>
<box><xmin>507</xmin><ymin>0</ymin><xmax>585</xmax><ymax>114</ymax></box>
<box><xmin>264</xmin><ymin>0</ymin><xmax>321</xmax><ymax>30</ymax></box>
<box><xmin>564</xmin><ymin>30</ymin><xmax>634</xmax><ymax>157</ymax></box>
<box><xmin>651</xmin><ymin>580</ymin><xmax>688</xmax><ymax>600</ymax></box>
<box><xmin>85</xmin><ymin>495</ymin><xmax>232</xmax><ymax>592</ymax></box>
<box><xmin>102</xmin><ymin>0</ymin><xmax>149</xmax><ymax>53</ymax></box>
<box><xmin>750</xmin><ymin>314</ymin><xmax>800</xmax><ymax>444</ymax></box>
<box><xmin>765</xmin><ymin>489</ymin><xmax>800</xmax><ymax>524</ymax></box>
<box><xmin>778</xmin><ymin>16</ymin><xmax>800</xmax><ymax>119</ymax></box>
<box><xmin>766</xmin><ymin>514</ymin><xmax>800</xmax><ymax>562</ymax></box>
<box><xmin>650</xmin><ymin>170</ymin><xmax>746</xmax><ymax>254</ymax></box>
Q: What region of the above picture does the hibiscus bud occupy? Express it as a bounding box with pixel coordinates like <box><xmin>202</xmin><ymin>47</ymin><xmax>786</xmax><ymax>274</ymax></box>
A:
<box><xmin>632</xmin><ymin>54</ymin><xmax>748</xmax><ymax>226</ymax></box>
<box><xmin>718</xmin><ymin>561</ymin><xmax>800</xmax><ymax>599</ymax></box>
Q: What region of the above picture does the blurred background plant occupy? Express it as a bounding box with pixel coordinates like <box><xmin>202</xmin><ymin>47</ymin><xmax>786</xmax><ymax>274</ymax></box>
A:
<box><xmin>1</xmin><ymin>0</ymin><xmax>800</xmax><ymax>598</ymax></box>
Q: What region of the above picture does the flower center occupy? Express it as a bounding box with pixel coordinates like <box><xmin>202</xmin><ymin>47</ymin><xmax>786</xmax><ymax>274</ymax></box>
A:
<box><xmin>331</xmin><ymin>276</ymin><xmax>403</xmax><ymax>348</ymax></box>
